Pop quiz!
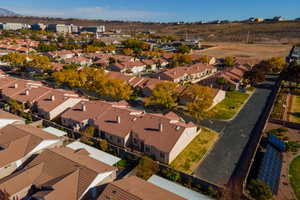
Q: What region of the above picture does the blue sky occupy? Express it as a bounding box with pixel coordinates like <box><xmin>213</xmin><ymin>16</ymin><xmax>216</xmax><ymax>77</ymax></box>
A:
<box><xmin>3</xmin><ymin>0</ymin><xmax>300</xmax><ymax>22</ymax></box>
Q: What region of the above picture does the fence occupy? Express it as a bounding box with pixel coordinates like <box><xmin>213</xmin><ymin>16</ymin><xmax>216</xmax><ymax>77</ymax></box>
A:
<box><xmin>0</xmin><ymin>102</ymin><xmax>222</xmax><ymax>198</ymax></box>
<box><xmin>269</xmin><ymin>118</ymin><xmax>300</xmax><ymax>130</ymax></box>
<box><xmin>242</xmin><ymin>77</ymin><xmax>283</xmax><ymax>196</ymax></box>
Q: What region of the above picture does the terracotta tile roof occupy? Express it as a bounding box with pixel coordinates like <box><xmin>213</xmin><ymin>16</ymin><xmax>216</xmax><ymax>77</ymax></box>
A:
<box><xmin>61</xmin><ymin>100</ymin><xmax>127</xmax><ymax>123</ymax></box>
<box><xmin>0</xmin><ymin>147</ymin><xmax>115</xmax><ymax>199</ymax></box>
<box><xmin>137</xmin><ymin>78</ymin><xmax>166</xmax><ymax>90</ymax></box>
<box><xmin>0</xmin><ymin>124</ymin><xmax>59</xmax><ymax>168</ymax></box>
<box><xmin>12</xmin><ymin>85</ymin><xmax>52</xmax><ymax>104</ymax></box>
<box><xmin>113</xmin><ymin>55</ymin><xmax>134</xmax><ymax>62</ymax></box>
<box><xmin>98</xmin><ymin>176</ymin><xmax>186</xmax><ymax>200</ymax></box>
<box><xmin>93</xmin><ymin>107</ymin><xmax>143</xmax><ymax>138</ymax></box>
<box><xmin>48</xmin><ymin>50</ymin><xmax>74</xmax><ymax>57</ymax></box>
<box><xmin>162</xmin><ymin>53</ymin><xmax>174</xmax><ymax>60</ymax></box>
<box><xmin>0</xmin><ymin>110</ymin><xmax>23</xmax><ymax>120</ymax></box>
<box><xmin>114</xmin><ymin>61</ymin><xmax>146</xmax><ymax>70</ymax></box>
<box><xmin>234</xmin><ymin>58</ymin><xmax>261</xmax><ymax>67</ymax></box>
<box><xmin>51</xmin><ymin>62</ymin><xmax>64</xmax><ymax>71</ymax></box>
<box><xmin>142</xmin><ymin>59</ymin><xmax>156</xmax><ymax>65</ymax></box>
<box><xmin>64</xmin><ymin>56</ymin><xmax>91</xmax><ymax>64</ymax></box>
<box><xmin>107</xmin><ymin>71</ymin><xmax>136</xmax><ymax>83</ymax></box>
<box><xmin>0</xmin><ymin>79</ymin><xmax>43</xmax><ymax>100</ymax></box>
<box><xmin>36</xmin><ymin>89</ymin><xmax>81</xmax><ymax>113</ymax></box>
<box><xmin>131</xmin><ymin>113</ymin><xmax>196</xmax><ymax>153</ymax></box>
<box><xmin>0</xmin><ymin>75</ymin><xmax>17</xmax><ymax>89</ymax></box>
<box><xmin>160</xmin><ymin>63</ymin><xmax>216</xmax><ymax>80</ymax></box>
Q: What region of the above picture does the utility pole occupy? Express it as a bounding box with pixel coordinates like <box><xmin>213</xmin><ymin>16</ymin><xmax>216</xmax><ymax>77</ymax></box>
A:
<box><xmin>246</xmin><ymin>31</ymin><xmax>250</xmax><ymax>44</ymax></box>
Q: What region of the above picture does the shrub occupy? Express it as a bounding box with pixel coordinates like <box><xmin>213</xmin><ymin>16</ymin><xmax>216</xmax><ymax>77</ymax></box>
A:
<box><xmin>247</xmin><ymin>179</ymin><xmax>272</xmax><ymax>200</ymax></box>
<box><xmin>135</xmin><ymin>157</ymin><xmax>159</xmax><ymax>180</ymax></box>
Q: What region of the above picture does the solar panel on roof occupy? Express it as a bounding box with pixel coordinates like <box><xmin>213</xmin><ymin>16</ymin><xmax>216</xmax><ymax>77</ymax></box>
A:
<box><xmin>268</xmin><ymin>134</ymin><xmax>286</xmax><ymax>152</ymax></box>
<box><xmin>257</xmin><ymin>144</ymin><xmax>282</xmax><ymax>194</ymax></box>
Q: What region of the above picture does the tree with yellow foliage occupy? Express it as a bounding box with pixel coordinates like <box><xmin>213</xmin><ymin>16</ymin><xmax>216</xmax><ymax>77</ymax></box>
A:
<box><xmin>198</xmin><ymin>55</ymin><xmax>211</xmax><ymax>64</ymax></box>
<box><xmin>145</xmin><ymin>82</ymin><xmax>178</xmax><ymax>109</ymax></box>
<box><xmin>183</xmin><ymin>85</ymin><xmax>214</xmax><ymax>120</ymax></box>
<box><xmin>122</xmin><ymin>48</ymin><xmax>134</xmax><ymax>56</ymax></box>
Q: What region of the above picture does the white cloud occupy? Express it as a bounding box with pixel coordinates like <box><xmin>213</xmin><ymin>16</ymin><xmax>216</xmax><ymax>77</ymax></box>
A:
<box><xmin>10</xmin><ymin>6</ymin><xmax>173</xmax><ymax>21</ymax></box>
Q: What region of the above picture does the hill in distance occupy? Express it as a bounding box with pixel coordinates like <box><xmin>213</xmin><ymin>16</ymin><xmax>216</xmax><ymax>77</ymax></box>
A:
<box><xmin>0</xmin><ymin>8</ymin><xmax>20</xmax><ymax>17</ymax></box>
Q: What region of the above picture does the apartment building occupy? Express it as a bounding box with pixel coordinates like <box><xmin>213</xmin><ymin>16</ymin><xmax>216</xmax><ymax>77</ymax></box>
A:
<box><xmin>98</xmin><ymin>176</ymin><xmax>185</xmax><ymax>200</ymax></box>
<box><xmin>0</xmin><ymin>147</ymin><xmax>117</xmax><ymax>200</ymax></box>
<box><xmin>61</xmin><ymin>101</ymin><xmax>199</xmax><ymax>164</ymax></box>
<box><xmin>158</xmin><ymin>63</ymin><xmax>217</xmax><ymax>83</ymax></box>
<box><xmin>0</xmin><ymin>124</ymin><xmax>63</xmax><ymax>179</ymax></box>
<box><xmin>34</xmin><ymin>89</ymin><xmax>84</xmax><ymax>120</ymax></box>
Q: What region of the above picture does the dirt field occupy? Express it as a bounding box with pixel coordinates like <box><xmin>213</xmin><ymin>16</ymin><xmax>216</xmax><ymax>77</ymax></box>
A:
<box><xmin>196</xmin><ymin>42</ymin><xmax>292</xmax><ymax>59</ymax></box>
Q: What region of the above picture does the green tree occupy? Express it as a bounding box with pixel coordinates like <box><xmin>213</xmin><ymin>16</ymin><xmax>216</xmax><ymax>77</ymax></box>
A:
<box><xmin>162</xmin><ymin>168</ymin><xmax>181</xmax><ymax>182</ymax></box>
<box><xmin>145</xmin><ymin>82</ymin><xmax>178</xmax><ymax>109</ymax></box>
<box><xmin>247</xmin><ymin>179</ymin><xmax>273</xmax><ymax>200</ymax></box>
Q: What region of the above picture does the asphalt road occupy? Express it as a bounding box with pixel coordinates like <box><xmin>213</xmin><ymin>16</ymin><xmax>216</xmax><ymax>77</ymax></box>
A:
<box><xmin>194</xmin><ymin>76</ymin><xmax>278</xmax><ymax>187</ymax></box>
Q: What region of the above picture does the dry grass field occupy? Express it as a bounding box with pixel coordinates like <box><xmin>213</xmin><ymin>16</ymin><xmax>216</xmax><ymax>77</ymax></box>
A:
<box><xmin>197</xmin><ymin>42</ymin><xmax>292</xmax><ymax>59</ymax></box>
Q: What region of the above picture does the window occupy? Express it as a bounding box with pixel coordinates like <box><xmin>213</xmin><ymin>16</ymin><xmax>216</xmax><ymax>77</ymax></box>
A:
<box><xmin>145</xmin><ymin>146</ymin><xmax>150</xmax><ymax>152</ymax></box>
<box><xmin>109</xmin><ymin>135</ymin><xmax>113</xmax><ymax>140</ymax></box>
<box><xmin>133</xmin><ymin>138</ymin><xmax>138</xmax><ymax>144</ymax></box>
<box><xmin>160</xmin><ymin>152</ymin><xmax>165</xmax><ymax>159</ymax></box>
<box><xmin>117</xmin><ymin>138</ymin><xmax>121</xmax><ymax>144</ymax></box>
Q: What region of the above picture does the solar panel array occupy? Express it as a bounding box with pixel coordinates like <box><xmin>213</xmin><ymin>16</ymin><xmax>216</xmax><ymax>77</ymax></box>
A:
<box><xmin>257</xmin><ymin>144</ymin><xmax>282</xmax><ymax>194</ymax></box>
<box><xmin>268</xmin><ymin>134</ymin><xmax>286</xmax><ymax>152</ymax></box>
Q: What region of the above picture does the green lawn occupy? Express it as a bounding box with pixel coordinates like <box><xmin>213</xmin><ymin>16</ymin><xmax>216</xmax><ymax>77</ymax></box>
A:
<box><xmin>289</xmin><ymin>156</ymin><xmax>300</xmax><ymax>200</ymax></box>
<box><xmin>289</xmin><ymin>95</ymin><xmax>300</xmax><ymax>123</ymax></box>
<box><xmin>206</xmin><ymin>91</ymin><xmax>250</xmax><ymax>120</ymax></box>
<box><xmin>170</xmin><ymin>128</ymin><xmax>218</xmax><ymax>174</ymax></box>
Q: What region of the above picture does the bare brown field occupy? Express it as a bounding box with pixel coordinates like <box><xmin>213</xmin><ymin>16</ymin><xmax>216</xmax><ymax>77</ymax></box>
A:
<box><xmin>196</xmin><ymin>42</ymin><xmax>292</xmax><ymax>59</ymax></box>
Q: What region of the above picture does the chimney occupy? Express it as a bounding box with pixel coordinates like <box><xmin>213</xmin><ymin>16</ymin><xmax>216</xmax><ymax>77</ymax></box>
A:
<box><xmin>116</xmin><ymin>115</ymin><xmax>121</xmax><ymax>124</ymax></box>
<box><xmin>81</xmin><ymin>103</ymin><xmax>86</xmax><ymax>112</ymax></box>
<box><xmin>159</xmin><ymin>123</ymin><xmax>163</xmax><ymax>132</ymax></box>
<box><xmin>50</xmin><ymin>95</ymin><xmax>55</xmax><ymax>101</ymax></box>
<box><xmin>25</xmin><ymin>90</ymin><xmax>29</xmax><ymax>96</ymax></box>
<box><xmin>14</xmin><ymin>83</ymin><xmax>18</xmax><ymax>88</ymax></box>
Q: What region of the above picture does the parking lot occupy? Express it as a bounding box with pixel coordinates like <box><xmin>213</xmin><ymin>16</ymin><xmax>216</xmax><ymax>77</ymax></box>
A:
<box><xmin>194</xmin><ymin>76</ymin><xmax>278</xmax><ymax>186</ymax></box>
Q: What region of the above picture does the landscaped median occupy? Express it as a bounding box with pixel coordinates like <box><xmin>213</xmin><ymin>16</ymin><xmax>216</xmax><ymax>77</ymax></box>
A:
<box><xmin>205</xmin><ymin>91</ymin><xmax>251</xmax><ymax>121</ymax></box>
<box><xmin>170</xmin><ymin>128</ymin><xmax>219</xmax><ymax>174</ymax></box>
<box><xmin>289</xmin><ymin>155</ymin><xmax>300</xmax><ymax>200</ymax></box>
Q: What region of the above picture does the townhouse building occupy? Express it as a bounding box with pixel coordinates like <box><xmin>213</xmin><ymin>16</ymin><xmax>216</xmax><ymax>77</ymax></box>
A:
<box><xmin>158</xmin><ymin>63</ymin><xmax>217</xmax><ymax>83</ymax></box>
<box><xmin>61</xmin><ymin>101</ymin><xmax>199</xmax><ymax>164</ymax></box>
<box><xmin>98</xmin><ymin>176</ymin><xmax>185</xmax><ymax>200</ymax></box>
<box><xmin>0</xmin><ymin>147</ymin><xmax>116</xmax><ymax>200</ymax></box>
<box><xmin>0</xmin><ymin>124</ymin><xmax>63</xmax><ymax>179</ymax></box>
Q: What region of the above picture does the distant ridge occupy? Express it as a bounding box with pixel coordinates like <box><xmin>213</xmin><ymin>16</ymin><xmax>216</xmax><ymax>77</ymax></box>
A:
<box><xmin>0</xmin><ymin>8</ymin><xmax>20</xmax><ymax>17</ymax></box>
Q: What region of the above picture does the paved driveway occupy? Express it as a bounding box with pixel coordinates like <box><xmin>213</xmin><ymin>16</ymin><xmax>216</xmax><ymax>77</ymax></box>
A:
<box><xmin>194</xmin><ymin>76</ymin><xmax>278</xmax><ymax>187</ymax></box>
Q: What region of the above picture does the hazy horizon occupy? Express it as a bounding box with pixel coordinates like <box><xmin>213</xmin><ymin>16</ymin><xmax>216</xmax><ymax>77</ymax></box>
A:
<box><xmin>2</xmin><ymin>0</ymin><xmax>300</xmax><ymax>22</ymax></box>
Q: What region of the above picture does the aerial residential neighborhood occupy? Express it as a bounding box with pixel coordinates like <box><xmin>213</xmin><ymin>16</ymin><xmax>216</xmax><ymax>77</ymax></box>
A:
<box><xmin>0</xmin><ymin>1</ymin><xmax>298</xmax><ymax>200</ymax></box>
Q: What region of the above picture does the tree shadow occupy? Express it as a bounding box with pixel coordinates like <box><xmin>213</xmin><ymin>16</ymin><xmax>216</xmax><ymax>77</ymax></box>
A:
<box><xmin>288</xmin><ymin>112</ymin><xmax>300</xmax><ymax>119</ymax></box>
